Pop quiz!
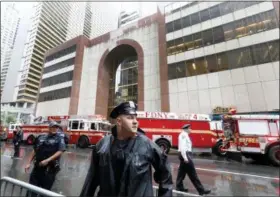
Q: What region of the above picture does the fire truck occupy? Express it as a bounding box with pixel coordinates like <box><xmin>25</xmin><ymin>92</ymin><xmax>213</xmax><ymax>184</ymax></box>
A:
<box><xmin>220</xmin><ymin>114</ymin><xmax>280</xmax><ymax>166</ymax></box>
<box><xmin>136</xmin><ymin>111</ymin><xmax>226</xmax><ymax>156</ymax></box>
<box><xmin>7</xmin><ymin>115</ymin><xmax>111</xmax><ymax>148</ymax></box>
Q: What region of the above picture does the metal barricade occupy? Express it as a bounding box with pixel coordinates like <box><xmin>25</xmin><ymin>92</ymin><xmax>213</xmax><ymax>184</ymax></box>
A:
<box><xmin>153</xmin><ymin>185</ymin><xmax>200</xmax><ymax>197</ymax></box>
<box><xmin>0</xmin><ymin>176</ymin><xmax>64</xmax><ymax>197</ymax></box>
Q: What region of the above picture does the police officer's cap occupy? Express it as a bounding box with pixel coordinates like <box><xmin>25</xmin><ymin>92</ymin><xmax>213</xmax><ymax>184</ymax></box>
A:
<box><xmin>49</xmin><ymin>121</ymin><xmax>60</xmax><ymax>128</ymax></box>
<box><xmin>182</xmin><ymin>124</ymin><xmax>191</xmax><ymax>129</ymax></box>
<box><xmin>110</xmin><ymin>101</ymin><xmax>138</xmax><ymax>119</ymax></box>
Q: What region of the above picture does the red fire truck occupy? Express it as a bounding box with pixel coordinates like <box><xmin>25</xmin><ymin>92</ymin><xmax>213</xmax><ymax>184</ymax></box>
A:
<box><xmin>7</xmin><ymin>115</ymin><xmax>111</xmax><ymax>148</ymax></box>
<box><xmin>136</xmin><ymin>111</ymin><xmax>226</xmax><ymax>156</ymax></box>
<box><xmin>221</xmin><ymin>114</ymin><xmax>280</xmax><ymax>166</ymax></box>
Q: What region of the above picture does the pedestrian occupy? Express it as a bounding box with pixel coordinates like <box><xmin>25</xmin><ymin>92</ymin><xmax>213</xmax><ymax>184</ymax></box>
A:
<box><xmin>24</xmin><ymin>121</ymin><xmax>66</xmax><ymax>196</ymax></box>
<box><xmin>79</xmin><ymin>101</ymin><xmax>173</xmax><ymax>197</ymax></box>
<box><xmin>13</xmin><ymin>126</ymin><xmax>23</xmax><ymax>158</ymax></box>
<box><xmin>176</xmin><ymin>124</ymin><xmax>211</xmax><ymax>196</ymax></box>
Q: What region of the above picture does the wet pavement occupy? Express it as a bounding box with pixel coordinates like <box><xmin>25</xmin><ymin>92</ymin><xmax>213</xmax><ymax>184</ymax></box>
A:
<box><xmin>1</xmin><ymin>142</ymin><xmax>279</xmax><ymax>196</ymax></box>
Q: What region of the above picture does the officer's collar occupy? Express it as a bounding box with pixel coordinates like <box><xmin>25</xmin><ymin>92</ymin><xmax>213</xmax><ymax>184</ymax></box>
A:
<box><xmin>111</xmin><ymin>125</ymin><xmax>142</xmax><ymax>139</ymax></box>
<box><xmin>48</xmin><ymin>132</ymin><xmax>57</xmax><ymax>137</ymax></box>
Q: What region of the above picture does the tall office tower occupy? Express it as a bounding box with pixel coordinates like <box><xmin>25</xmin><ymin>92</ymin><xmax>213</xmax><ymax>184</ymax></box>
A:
<box><xmin>118</xmin><ymin>10</ymin><xmax>140</xmax><ymax>27</ymax></box>
<box><xmin>15</xmin><ymin>2</ymin><xmax>72</xmax><ymax>104</ymax></box>
<box><xmin>90</xmin><ymin>2</ymin><xmax>121</xmax><ymax>38</ymax></box>
<box><xmin>1</xmin><ymin>3</ymin><xmax>20</xmax><ymax>94</ymax></box>
<box><xmin>66</xmin><ymin>2</ymin><xmax>93</xmax><ymax>40</ymax></box>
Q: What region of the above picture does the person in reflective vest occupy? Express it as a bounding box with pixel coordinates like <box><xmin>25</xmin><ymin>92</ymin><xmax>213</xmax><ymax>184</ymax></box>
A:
<box><xmin>24</xmin><ymin>121</ymin><xmax>66</xmax><ymax>196</ymax></box>
<box><xmin>176</xmin><ymin>124</ymin><xmax>211</xmax><ymax>196</ymax></box>
<box><xmin>80</xmin><ymin>101</ymin><xmax>173</xmax><ymax>197</ymax></box>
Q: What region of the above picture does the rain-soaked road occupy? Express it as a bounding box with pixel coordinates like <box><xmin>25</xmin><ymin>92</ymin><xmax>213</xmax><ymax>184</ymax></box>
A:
<box><xmin>1</xmin><ymin>142</ymin><xmax>279</xmax><ymax>196</ymax></box>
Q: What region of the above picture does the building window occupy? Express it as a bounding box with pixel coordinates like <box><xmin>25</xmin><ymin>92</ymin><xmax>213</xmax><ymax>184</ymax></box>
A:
<box><xmin>209</xmin><ymin>5</ymin><xmax>221</xmax><ymax>19</ymax></box>
<box><xmin>219</xmin><ymin>2</ymin><xmax>233</xmax><ymax>15</ymax></box>
<box><xmin>173</xmin><ymin>19</ymin><xmax>182</xmax><ymax>31</ymax></box>
<box><xmin>194</xmin><ymin>57</ymin><xmax>208</xmax><ymax>75</ymax></box>
<box><xmin>167</xmin><ymin>40</ymin><xmax>175</xmax><ymax>56</ymax></box>
<box><xmin>166</xmin><ymin>10</ymin><xmax>278</xmax><ymax>55</ymax></box>
<box><xmin>168</xmin><ymin>40</ymin><xmax>279</xmax><ymax>80</ymax></box>
<box><xmin>174</xmin><ymin>37</ymin><xmax>184</xmax><ymax>54</ymax></box>
<box><xmin>251</xmin><ymin>43</ymin><xmax>271</xmax><ymax>65</ymax></box>
<box><xmin>182</xmin><ymin>15</ymin><xmax>191</xmax><ymax>27</ymax></box>
<box><xmin>176</xmin><ymin>62</ymin><xmax>186</xmax><ymax>78</ymax></box>
<box><xmin>213</xmin><ymin>26</ymin><xmax>225</xmax><ymax>43</ymax></box>
<box><xmin>205</xmin><ymin>55</ymin><xmax>218</xmax><ymax>73</ymax></box>
<box><xmin>193</xmin><ymin>32</ymin><xmax>203</xmax><ymax>48</ymax></box>
<box><xmin>235</xmin><ymin>19</ymin><xmax>246</xmax><ymax>38</ymax></box>
<box><xmin>190</xmin><ymin>12</ymin><xmax>200</xmax><ymax>26</ymax></box>
<box><xmin>168</xmin><ymin>63</ymin><xmax>177</xmax><ymax>80</ymax></box>
<box><xmin>38</xmin><ymin>87</ymin><xmax>72</xmax><ymax>102</ymax></box>
<box><xmin>166</xmin><ymin>22</ymin><xmax>173</xmax><ymax>33</ymax></box>
<box><xmin>166</xmin><ymin>1</ymin><xmax>264</xmax><ymax>34</ymax></box>
<box><xmin>40</xmin><ymin>71</ymin><xmax>73</xmax><ymax>88</ymax></box>
<box><xmin>186</xmin><ymin>60</ymin><xmax>196</xmax><ymax>77</ymax></box>
<box><xmin>43</xmin><ymin>57</ymin><xmax>75</xmax><ymax>74</ymax></box>
<box><xmin>183</xmin><ymin>35</ymin><xmax>194</xmax><ymax>51</ymax></box>
<box><xmin>216</xmin><ymin>52</ymin><xmax>229</xmax><ymax>71</ymax></box>
<box><xmin>45</xmin><ymin>45</ymin><xmax>76</xmax><ymax>63</ymax></box>
<box><xmin>200</xmin><ymin>9</ymin><xmax>211</xmax><ymax>22</ymax></box>
<box><xmin>267</xmin><ymin>41</ymin><xmax>279</xmax><ymax>61</ymax></box>
<box><xmin>202</xmin><ymin>29</ymin><xmax>213</xmax><ymax>46</ymax></box>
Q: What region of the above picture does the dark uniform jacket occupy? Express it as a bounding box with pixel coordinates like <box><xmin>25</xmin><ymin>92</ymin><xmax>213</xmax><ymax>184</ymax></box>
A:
<box><xmin>80</xmin><ymin>127</ymin><xmax>173</xmax><ymax>197</ymax></box>
<box><xmin>13</xmin><ymin>130</ymin><xmax>23</xmax><ymax>144</ymax></box>
<box><xmin>33</xmin><ymin>133</ymin><xmax>66</xmax><ymax>168</ymax></box>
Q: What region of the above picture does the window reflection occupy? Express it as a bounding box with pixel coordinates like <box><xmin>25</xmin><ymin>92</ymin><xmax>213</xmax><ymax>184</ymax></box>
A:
<box><xmin>108</xmin><ymin>57</ymin><xmax>138</xmax><ymax>116</ymax></box>
<box><xmin>166</xmin><ymin>10</ymin><xmax>278</xmax><ymax>56</ymax></box>
<box><xmin>165</xmin><ymin>1</ymin><xmax>261</xmax><ymax>34</ymax></box>
<box><xmin>252</xmin><ymin>43</ymin><xmax>271</xmax><ymax>65</ymax></box>
<box><xmin>168</xmin><ymin>40</ymin><xmax>279</xmax><ymax>80</ymax></box>
<box><xmin>205</xmin><ymin>55</ymin><xmax>218</xmax><ymax>73</ymax></box>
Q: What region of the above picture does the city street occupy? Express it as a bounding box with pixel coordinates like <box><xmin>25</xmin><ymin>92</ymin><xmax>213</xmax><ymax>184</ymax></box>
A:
<box><xmin>1</xmin><ymin>142</ymin><xmax>279</xmax><ymax>196</ymax></box>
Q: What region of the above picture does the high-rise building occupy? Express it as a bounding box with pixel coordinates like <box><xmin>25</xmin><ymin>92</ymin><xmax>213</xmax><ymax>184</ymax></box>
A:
<box><xmin>1</xmin><ymin>3</ymin><xmax>20</xmax><ymax>93</ymax></box>
<box><xmin>36</xmin><ymin>2</ymin><xmax>279</xmax><ymax>117</ymax></box>
<box><xmin>90</xmin><ymin>2</ymin><xmax>121</xmax><ymax>38</ymax></box>
<box><xmin>118</xmin><ymin>10</ymin><xmax>140</xmax><ymax>28</ymax></box>
<box><xmin>15</xmin><ymin>2</ymin><xmax>72</xmax><ymax>104</ymax></box>
<box><xmin>164</xmin><ymin>1</ymin><xmax>279</xmax><ymax>113</ymax></box>
<box><xmin>66</xmin><ymin>2</ymin><xmax>93</xmax><ymax>40</ymax></box>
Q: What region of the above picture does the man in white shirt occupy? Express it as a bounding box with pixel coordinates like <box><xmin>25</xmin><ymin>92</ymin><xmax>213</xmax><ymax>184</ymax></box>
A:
<box><xmin>176</xmin><ymin>124</ymin><xmax>211</xmax><ymax>196</ymax></box>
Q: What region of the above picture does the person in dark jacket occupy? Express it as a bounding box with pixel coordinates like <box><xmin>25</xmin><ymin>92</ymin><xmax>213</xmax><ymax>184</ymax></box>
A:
<box><xmin>13</xmin><ymin>126</ymin><xmax>23</xmax><ymax>157</ymax></box>
<box><xmin>24</xmin><ymin>121</ymin><xmax>66</xmax><ymax>196</ymax></box>
<box><xmin>79</xmin><ymin>101</ymin><xmax>173</xmax><ymax>197</ymax></box>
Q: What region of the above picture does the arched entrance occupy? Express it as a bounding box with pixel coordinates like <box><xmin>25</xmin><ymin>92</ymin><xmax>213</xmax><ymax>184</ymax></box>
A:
<box><xmin>95</xmin><ymin>39</ymin><xmax>144</xmax><ymax>118</ymax></box>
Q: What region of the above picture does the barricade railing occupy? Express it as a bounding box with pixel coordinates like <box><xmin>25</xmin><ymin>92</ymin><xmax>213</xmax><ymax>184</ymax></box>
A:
<box><xmin>153</xmin><ymin>185</ymin><xmax>200</xmax><ymax>197</ymax></box>
<box><xmin>0</xmin><ymin>176</ymin><xmax>64</xmax><ymax>197</ymax></box>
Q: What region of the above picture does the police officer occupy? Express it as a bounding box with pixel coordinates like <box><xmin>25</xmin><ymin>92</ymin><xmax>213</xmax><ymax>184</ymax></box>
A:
<box><xmin>80</xmin><ymin>101</ymin><xmax>173</xmax><ymax>197</ymax></box>
<box><xmin>13</xmin><ymin>126</ymin><xmax>23</xmax><ymax>158</ymax></box>
<box><xmin>24</xmin><ymin>121</ymin><xmax>66</xmax><ymax>195</ymax></box>
<box><xmin>176</xmin><ymin>124</ymin><xmax>211</xmax><ymax>196</ymax></box>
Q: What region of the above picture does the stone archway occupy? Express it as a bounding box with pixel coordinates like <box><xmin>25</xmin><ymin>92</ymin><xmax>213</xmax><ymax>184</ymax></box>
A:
<box><xmin>95</xmin><ymin>39</ymin><xmax>144</xmax><ymax>117</ymax></box>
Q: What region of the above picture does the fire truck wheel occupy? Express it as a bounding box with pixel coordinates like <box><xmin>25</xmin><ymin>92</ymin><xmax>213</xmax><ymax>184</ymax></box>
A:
<box><xmin>156</xmin><ymin>139</ymin><xmax>171</xmax><ymax>154</ymax></box>
<box><xmin>78</xmin><ymin>136</ymin><xmax>89</xmax><ymax>148</ymax></box>
<box><xmin>268</xmin><ymin>145</ymin><xmax>280</xmax><ymax>166</ymax></box>
<box><xmin>26</xmin><ymin>135</ymin><xmax>35</xmax><ymax>145</ymax></box>
<box><xmin>212</xmin><ymin>141</ymin><xmax>227</xmax><ymax>157</ymax></box>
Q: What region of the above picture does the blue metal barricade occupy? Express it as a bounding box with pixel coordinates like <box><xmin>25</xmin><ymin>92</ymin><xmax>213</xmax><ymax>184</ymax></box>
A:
<box><xmin>0</xmin><ymin>176</ymin><xmax>64</xmax><ymax>197</ymax></box>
